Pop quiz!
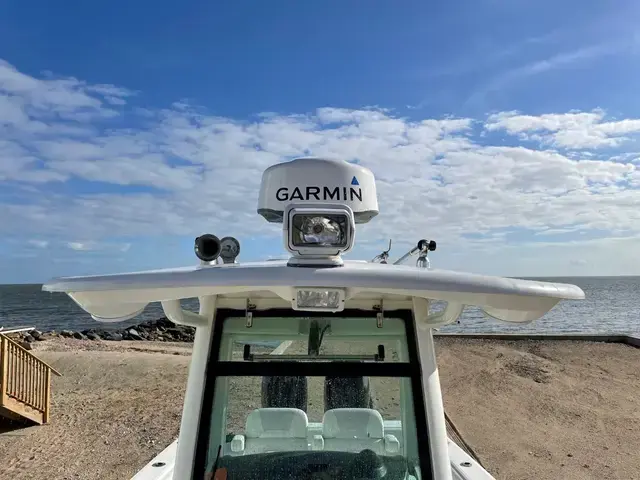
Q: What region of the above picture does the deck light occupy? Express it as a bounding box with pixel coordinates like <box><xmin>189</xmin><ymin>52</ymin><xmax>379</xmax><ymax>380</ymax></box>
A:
<box><xmin>292</xmin><ymin>288</ymin><xmax>345</xmax><ymax>312</ymax></box>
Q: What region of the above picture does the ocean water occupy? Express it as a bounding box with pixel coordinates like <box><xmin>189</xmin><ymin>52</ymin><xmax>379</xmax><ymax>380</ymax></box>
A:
<box><xmin>0</xmin><ymin>277</ymin><xmax>639</xmax><ymax>336</ymax></box>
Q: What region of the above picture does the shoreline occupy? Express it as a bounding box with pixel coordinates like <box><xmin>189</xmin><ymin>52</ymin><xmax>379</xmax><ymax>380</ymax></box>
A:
<box><xmin>3</xmin><ymin>317</ymin><xmax>197</xmax><ymax>348</ymax></box>
<box><xmin>5</xmin><ymin>316</ymin><xmax>640</xmax><ymax>353</ymax></box>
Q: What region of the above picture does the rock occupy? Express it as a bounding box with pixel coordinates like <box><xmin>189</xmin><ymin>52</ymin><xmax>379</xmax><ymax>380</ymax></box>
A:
<box><xmin>23</xmin><ymin>334</ymin><xmax>35</xmax><ymax>343</ymax></box>
<box><xmin>31</xmin><ymin>330</ymin><xmax>43</xmax><ymax>340</ymax></box>
<box><xmin>72</xmin><ymin>331</ymin><xmax>87</xmax><ymax>340</ymax></box>
<box><xmin>126</xmin><ymin>328</ymin><xmax>143</xmax><ymax>341</ymax></box>
<box><xmin>155</xmin><ymin>317</ymin><xmax>175</xmax><ymax>328</ymax></box>
<box><xmin>20</xmin><ymin>341</ymin><xmax>33</xmax><ymax>350</ymax></box>
<box><xmin>92</xmin><ymin>329</ymin><xmax>110</xmax><ymax>339</ymax></box>
<box><xmin>163</xmin><ymin>326</ymin><xmax>194</xmax><ymax>342</ymax></box>
<box><xmin>56</xmin><ymin>317</ymin><xmax>197</xmax><ymax>344</ymax></box>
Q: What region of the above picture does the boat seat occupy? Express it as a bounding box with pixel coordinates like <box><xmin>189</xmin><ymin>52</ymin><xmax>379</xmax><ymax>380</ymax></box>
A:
<box><xmin>238</xmin><ymin>407</ymin><xmax>309</xmax><ymax>454</ymax></box>
<box><xmin>321</xmin><ymin>408</ymin><xmax>399</xmax><ymax>454</ymax></box>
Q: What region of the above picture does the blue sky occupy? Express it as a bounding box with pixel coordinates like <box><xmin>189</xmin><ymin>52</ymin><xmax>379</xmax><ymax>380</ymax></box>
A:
<box><xmin>1</xmin><ymin>0</ymin><xmax>640</xmax><ymax>283</ymax></box>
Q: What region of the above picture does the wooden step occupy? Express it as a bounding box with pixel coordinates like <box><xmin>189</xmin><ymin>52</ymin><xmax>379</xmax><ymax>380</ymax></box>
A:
<box><xmin>0</xmin><ymin>334</ymin><xmax>61</xmax><ymax>425</ymax></box>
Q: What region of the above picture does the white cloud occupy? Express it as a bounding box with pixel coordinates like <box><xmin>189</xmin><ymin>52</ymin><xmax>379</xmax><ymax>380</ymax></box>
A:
<box><xmin>0</xmin><ymin>60</ymin><xmax>132</xmax><ymax>122</ymax></box>
<box><xmin>65</xmin><ymin>241</ymin><xmax>131</xmax><ymax>252</ymax></box>
<box><xmin>67</xmin><ymin>242</ymin><xmax>92</xmax><ymax>251</ymax></box>
<box><xmin>1</xmin><ymin>58</ymin><xmax>640</xmax><ymax>276</ymax></box>
<box><xmin>28</xmin><ymin>239</ymin><xmax>49</xmax><ymax>248</ymax></box>
<box><xmin>486</xmin><ymin>110</ymin><xmax>640</xmax><ymax>148</ymax></box>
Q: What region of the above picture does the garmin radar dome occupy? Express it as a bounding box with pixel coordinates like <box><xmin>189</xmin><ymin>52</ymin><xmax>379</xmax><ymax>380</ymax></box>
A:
<box><xmin>257</xmin><ymin>157</ymin><xmax>379</xmax><ymax>267</ymax></box>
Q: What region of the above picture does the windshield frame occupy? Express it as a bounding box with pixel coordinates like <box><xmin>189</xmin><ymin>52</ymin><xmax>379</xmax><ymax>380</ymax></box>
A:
<box><xmin>192</xmin><ymin>308</ymin><xmax>434</xmax><ymax>480</ymax></box>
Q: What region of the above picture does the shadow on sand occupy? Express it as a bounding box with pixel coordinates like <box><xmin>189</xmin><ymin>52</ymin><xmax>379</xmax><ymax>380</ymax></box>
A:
<box><xmin>0</xmin><ymin>417</ymin><xmax>32</xmax><ymax>436</ymax></box>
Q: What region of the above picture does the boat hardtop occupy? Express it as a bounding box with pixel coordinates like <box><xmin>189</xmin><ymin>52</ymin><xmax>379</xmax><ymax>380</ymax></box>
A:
<box><xmin>42</xmin><ymin>157</ymin><xmax>585</xmax><ymax>480</ymax></box>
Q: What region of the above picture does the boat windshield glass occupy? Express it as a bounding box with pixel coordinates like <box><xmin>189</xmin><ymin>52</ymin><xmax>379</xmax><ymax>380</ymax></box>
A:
<box><xmin>195</xmin><ymin>310</ymin><xmax>430</xmax><ymax>480</ymax></box>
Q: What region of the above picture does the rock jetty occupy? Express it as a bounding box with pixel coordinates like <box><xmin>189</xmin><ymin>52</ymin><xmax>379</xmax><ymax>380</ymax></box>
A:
<box><xmin>5</xmin><ymin>317</ymin><xmax>196</xmax><ymax>348</ymax></box>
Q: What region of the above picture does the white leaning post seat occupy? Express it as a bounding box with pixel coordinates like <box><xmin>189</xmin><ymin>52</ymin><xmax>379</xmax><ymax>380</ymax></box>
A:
<box><xmin>237</xmin><ymin>408</ymin><xmax>309</xmax><ymax>454</ymax></box>
<box><xmin>322</xmin><ymin>408</ymin><xmax>400</xmax><ymax>454</ymax></box>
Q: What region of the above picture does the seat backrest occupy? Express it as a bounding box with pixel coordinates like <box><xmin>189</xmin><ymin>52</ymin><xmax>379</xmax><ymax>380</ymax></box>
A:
<box><xmin>322</xmin><ymin>408</ymin><xmax>385</xmax><ymax>454</ymax></box>
<box><xmin>243</xmin><ymin>408</ymin><xmax>309</xmax><ymax>454</ymax></box>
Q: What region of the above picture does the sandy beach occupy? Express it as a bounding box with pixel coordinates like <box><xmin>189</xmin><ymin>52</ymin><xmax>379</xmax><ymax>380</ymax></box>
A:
<box><xmin>1</xmin><ymin>336</ymin><xmax>638</xmax><ymax>480</ymax></box>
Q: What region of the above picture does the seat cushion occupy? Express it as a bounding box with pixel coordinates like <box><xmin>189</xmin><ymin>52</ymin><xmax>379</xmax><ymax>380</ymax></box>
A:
<box><xmin>322</xmin><ymin>408</ymin><xmax>384</xmax><ymax>439</ymax></box>
<box><xmin>245</xmin><ymin>407</ymin><xmax>309</xmax><ymax>439</ymax></box>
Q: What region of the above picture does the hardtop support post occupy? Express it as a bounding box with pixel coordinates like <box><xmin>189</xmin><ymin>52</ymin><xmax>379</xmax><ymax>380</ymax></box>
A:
<box><xmin>414</xmin><ymin>300</ymin><xmax>453</xmax><ymax>480</ymax></box>
<box><xmin>173</xmin><ymin>295</ymin><xmax>216</xmax><ymax>480</ymax></box>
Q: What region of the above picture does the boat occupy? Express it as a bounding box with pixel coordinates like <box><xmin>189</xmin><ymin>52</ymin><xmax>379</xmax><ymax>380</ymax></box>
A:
<box><xmin>42</xmin><ymin>157</ymin><xmax>585</xmax><ymax>480</ymax></box>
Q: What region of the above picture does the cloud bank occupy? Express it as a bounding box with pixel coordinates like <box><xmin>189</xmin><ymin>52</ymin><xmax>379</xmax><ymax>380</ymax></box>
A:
<box><xmin>1</xmin><ymin>59</ymin><xmax>640</xmax><ymax>277</ymax></box>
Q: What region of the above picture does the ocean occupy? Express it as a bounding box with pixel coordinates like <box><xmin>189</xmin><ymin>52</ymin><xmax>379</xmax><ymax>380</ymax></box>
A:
<box><xmin>0</xmin><ymin>276</ymin><xmax>639</xmax><ymax>335</ymax></box>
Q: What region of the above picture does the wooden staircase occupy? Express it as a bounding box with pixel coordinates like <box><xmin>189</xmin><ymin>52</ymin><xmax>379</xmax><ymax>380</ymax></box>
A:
<box><xmin>0</xmin><ymin>334</ymin><xmax>61</xmax><ymax>425</ymax></box>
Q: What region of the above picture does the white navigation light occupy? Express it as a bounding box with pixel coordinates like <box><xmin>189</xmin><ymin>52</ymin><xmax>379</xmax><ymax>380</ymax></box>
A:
<box><xmin>293</xmin><ymin>288</ymin><xmax>345</xmax><ymax>312</ymax></box>
<box><xmin>284</xmin><ymin>205</ymin><xmax>355</xmax><ymax>260</ymax></box>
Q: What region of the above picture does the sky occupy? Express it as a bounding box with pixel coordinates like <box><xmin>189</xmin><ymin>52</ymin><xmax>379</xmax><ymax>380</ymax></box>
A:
<box><xmin>1</xmin><ymin>0</ymin><xmax>640</xmax><ymax>283</ymax></box>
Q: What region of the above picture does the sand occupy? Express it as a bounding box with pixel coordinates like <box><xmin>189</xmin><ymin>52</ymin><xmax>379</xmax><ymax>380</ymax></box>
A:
<box><xmin>437</xmin><ymin>338</ymin><xmax>640</xmax><ymax>480</ymax></box>
<box><xmin>0</xmin><ymin>338</ymin><xmax>192</xmax><ymax>480</ymax></box>
<box><xmin>0</xmin><ymin>336</ymin><xmax>638</xmax><ymax>480</ymax></box>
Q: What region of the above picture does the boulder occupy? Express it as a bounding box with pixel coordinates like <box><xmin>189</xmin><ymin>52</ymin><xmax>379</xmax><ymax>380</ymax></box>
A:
<box><xmin>72</xmin><ymin>331</ymin><xmax>87</xmax><ymax>340</ymax></box>
<box><xmin>125</xmin><ymin>329</ymin><xmax>143</xmax><ymax>341</ymax></box>
<box><xmin>104</xmin><ymin>332</ymin><xmax>123</xmax><ymax>341</ymax></box>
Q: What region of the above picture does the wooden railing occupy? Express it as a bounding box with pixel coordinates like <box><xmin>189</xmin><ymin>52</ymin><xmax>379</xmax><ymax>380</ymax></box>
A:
<box><xmin>0</xmin><ymin>334</ymin><xmax>62</xmax><ymax>424</ymax></box>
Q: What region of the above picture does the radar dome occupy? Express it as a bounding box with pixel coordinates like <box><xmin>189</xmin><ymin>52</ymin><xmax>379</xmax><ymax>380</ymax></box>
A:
<box><xmin>257</xmin><ymin>157</ymin><xmax>379</xmax><ymax>224</ymax></box>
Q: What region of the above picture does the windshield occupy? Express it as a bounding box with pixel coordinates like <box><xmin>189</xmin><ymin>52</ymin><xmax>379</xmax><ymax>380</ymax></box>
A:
<box><xmin>194</xmin><ymin>309</ymin><xmax>430</xmax><ymax>480</ymax></box>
